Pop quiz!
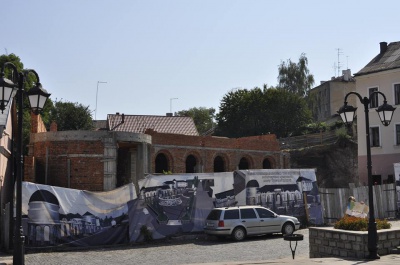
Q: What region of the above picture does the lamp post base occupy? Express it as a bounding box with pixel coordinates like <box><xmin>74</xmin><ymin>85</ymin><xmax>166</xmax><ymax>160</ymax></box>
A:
<box><xmin>367</xmin><ymin>221</ymin><xmax>379</xmax><ymax>260</ymax></box>
<box><xmin>13</xmin><ymin>232</ymin><xmax>25</xmax><ymax>265</ymax></box>
<box><xmin>366</xmin><ymin>253</ymin><xmax>380</xmax><ymax>260</ymax></box>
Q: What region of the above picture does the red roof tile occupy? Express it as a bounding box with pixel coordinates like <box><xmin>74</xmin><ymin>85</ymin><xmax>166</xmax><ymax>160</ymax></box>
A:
<box><xmin>107</xmin><ymin>114</ymin><xmax>199</xmax><ymax>136</ymax></box>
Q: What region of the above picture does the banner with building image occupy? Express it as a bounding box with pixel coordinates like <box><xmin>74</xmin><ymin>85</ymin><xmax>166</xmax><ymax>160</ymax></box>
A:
<box><xmin>21</xmin><ymin>182</ymin><xmax>136</xmax><ymax>248</ymax></box>
<box><xmin>129</xmin><ymin>169</ymin><xmax>323</xmax><ymax>242</ymax></box>
<box><xmin>233</xmin><ymin>169</ymin><xmax>323</xmax><ymax>225</ymax></box>
<box><xmin>129</xmin><ymin>172</ymin><xmax>234</xmax><ymax>242</ymax></box>
<box><xmin>19</xmin><ymin>169</ymin><xmax>323</xmax><ymax>247</ymax></box>
<box><xmin>395</xmin><ymin>163</ymin><xmax>400</xmax><ymax>211</ymax></box>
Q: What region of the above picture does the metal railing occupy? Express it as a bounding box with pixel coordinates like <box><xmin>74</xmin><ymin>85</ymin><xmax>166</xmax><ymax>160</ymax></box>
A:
<box><xmin>279</xmin><ymin>131</ymin><xmax>338</xmax><ymax>150</ymax></box>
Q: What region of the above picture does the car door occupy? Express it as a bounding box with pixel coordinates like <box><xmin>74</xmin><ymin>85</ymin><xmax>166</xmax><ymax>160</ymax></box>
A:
<box><xmin>239</xmin><ymin>208</ymin><xmax>259</xmax><ymax>235</ymax></box>
<box><xmin>255</xmin><ymin>207</ymin><xmax>282</xmax><ymax>234</ymax></box>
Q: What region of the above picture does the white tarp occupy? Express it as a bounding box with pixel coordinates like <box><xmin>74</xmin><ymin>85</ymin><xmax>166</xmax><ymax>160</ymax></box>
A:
<box><xmin>21</xmin><ymin>182</ymin><xmax>136</xmax><ymax>248</ymax></box>
<box><xmin>395</xmin><ymin>163</ymin><xmax>400</xmax><ymax>211</ymax></box>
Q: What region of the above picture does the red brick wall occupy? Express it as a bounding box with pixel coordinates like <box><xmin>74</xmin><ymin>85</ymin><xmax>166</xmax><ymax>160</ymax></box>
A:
<box><xmin>149</xmin><ymin>131</ymin><xmax>282</xmax><ymax>174</ymax></box>
<box><xmin>149</xmin><ymin>131</ymin><xmax>280</xmax><ymax>151</ymax></box>
<box><xmin>30</xmin><ymin>113</ymin><xmax>47</xmax><ymax>133</ymax></box>
<box><xmin>25</xmin><ymin>129</ymin><xmax>284</xmax><ymax>191</ymax></box>
<box><xmin>26</xmin><ymin>140</ymin><xmax>105</xmax><ymax>191</ymax></box>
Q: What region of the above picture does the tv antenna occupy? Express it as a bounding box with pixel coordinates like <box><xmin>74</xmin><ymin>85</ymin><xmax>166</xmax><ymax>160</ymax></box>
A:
<box><xmin>336</xmin><ymin>48</ymin><xmax>343</xmax><ymax>76</ymax></box>
<box><xmin>170</xmin><ymin>98</ymin><xmax>178</xmax><ymax>113</ymax></box>
<box><xmin>95</xmin><ymin>81</ymin><xmax>107</xmax><ymax>120</ymax></box>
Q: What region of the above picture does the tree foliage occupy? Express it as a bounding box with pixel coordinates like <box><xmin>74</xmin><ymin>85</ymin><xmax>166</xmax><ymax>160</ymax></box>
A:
<box><xmin>215</xmin><ymin>86</ymin><xmax>311</xmax><ymax>138</ymax></box>
<box><xmin>176</xmin><ymin>107</ymin><xmax>216</xmax><ymax>135</ymax></box>
<box><xmin>277</xmin><ymin>53</ymin><xmax>315</xmax><ymax>97</ymax></box>
<box><xmin>49</xmin><ymin>100</ymin><xmax>93</xmax><ymax>131</ymax></box>
<box><xmin>0</xmin><ymin>53</ymin><xmax>54</xmax><ymax>154</ymax></box>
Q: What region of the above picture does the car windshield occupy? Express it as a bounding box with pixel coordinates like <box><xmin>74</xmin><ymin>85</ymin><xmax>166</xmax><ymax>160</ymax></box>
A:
<box><xmin>206</xmin><ymin>209</ymin><xmax>222</xmax><ymax>220</ymax></box>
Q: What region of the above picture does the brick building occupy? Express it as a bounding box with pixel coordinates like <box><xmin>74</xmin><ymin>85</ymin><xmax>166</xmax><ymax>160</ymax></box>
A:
<box><xmin>24</xmin><ymin>113</ymin><xmax>289</xmax><ymax>192</ymax></box>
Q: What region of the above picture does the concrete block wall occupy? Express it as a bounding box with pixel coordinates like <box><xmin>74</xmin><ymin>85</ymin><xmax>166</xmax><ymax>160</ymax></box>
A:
<box><xmin>309</xmin><ymin>227</ymin><xmax>400</xmax><ymax>259</ymax></box>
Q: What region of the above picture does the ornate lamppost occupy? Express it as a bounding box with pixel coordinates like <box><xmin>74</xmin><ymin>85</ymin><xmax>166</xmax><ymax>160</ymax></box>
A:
<box><xmin>0</xmin><ymin>62</ymin><xmax>51</xmax><ymax>265</ymax></box>
<box><xmin>337</xmin><ymin>91</ymin><xmax>396</xmax><ymax>259</ymax></box>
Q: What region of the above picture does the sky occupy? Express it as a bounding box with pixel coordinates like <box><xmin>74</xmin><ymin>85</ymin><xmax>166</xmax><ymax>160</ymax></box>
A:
<box><xmin>2</xmin><ymin>0</ymin><xmax>399</xmax><ymax>120</ymax></box>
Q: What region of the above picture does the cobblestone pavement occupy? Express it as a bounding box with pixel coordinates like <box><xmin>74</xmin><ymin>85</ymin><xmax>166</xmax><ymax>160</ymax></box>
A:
<box><xmin>1</xmin><ymin>220</ymin><xmax>399</xmax><ymax>265</ymax></box>
<box><xmin>3</xmin><ymin>229</ymin><xmax>310</xmax><ymax>265</ymax></box>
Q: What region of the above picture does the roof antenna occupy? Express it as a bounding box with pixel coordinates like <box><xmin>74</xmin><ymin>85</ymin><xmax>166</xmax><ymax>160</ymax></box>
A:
<box><xmin>336</xmin><ymin>48</ymin><xmax>343</xmax><ymax>76</ymax></box>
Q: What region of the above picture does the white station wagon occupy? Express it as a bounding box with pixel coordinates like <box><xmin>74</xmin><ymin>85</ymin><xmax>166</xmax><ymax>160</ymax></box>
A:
<box><xmin>204</xmin><ymin>206</ymin><xmax>301</xmax><ymax>241</ymax></box>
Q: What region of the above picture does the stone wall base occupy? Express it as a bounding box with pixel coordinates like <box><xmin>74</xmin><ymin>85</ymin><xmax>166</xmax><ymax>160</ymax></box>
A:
<box><xmin>309</xmin><ymin>227</ymin><xmax>400</xmax><ymax>259</ymax></box>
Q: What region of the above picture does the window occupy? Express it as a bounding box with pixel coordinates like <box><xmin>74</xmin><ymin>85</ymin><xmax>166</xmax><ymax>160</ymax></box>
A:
<box><xmin>255</xmin><ymin>208</ymin><xmax>275</xmax><ymax>218</ymax></box>
<box><xmin>395</xmin><ymin>84</ymin><xmax>400</xmax><ymax>105</ymax></box>
<box><xmin>369</xmin><ymin>87</ymin><xmax>378</xmax><ymax>108</ymax></box>
<box><xmin>370</xmin><ymin>126</ymin><xmax>380</xmax><ymax>147</ymax></box>
<box><xmin>396</xmin><ymin>124</ymin><xmax>400</xmax><ymax>145</ymax></box>
<box><xmin>240</xmin><ymin>208</ymin><xmax>257</xmax><ymax>219</ymax></box>
<box><xmin>224</xmin><ymin>209</ymin><xmax>239</xmax><ymax>220</ymax></box>
<box><xmin>206</xmin><ymin>210</ymin><xmax>222</xmax><ymax>220</ymax></box>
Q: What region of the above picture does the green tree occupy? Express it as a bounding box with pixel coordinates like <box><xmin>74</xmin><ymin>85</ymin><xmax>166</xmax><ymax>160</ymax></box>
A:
<box><xmin>264</xmin><ymin>88</ymin><xmax>312</xmax><ymax>137</ymax></box>
<box><xmin>215</xmin><ymin>86</ymin><xmax>311</xmax><ymax>138</ymax></box>
<box><xmin>49</xmin><ymin>100</ymin><xmax>93</xmax><ymax>131</ymax></box>
<box><xmin>175</xmin><ymin>107</ymin><xmax>216</xmax><ymax>135</ymax></box>
<box><xmin>0</xmin><ymin>53</ymin><xmax>53</xmax><ymax>154</ymax></box>
<box><xmin>215</xmin><ymin>87</ymin><xmax>267</xmax><ymax>137</ymax></box>
<box><xmin>277</xmin><ymin>53</ymin><xmax>315</xmax><ymax>97</ymax></box>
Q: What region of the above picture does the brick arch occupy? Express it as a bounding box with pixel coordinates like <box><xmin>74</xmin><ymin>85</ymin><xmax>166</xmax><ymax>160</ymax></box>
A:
<box><xmin>212</xmin><ymin>153</ymin><xmax>230</xmax><ymax>173</ymax></box>
<box><xmin>238</xmin><ymin>154</ymin><xmax>254</xmax><ymax>170</ymax></box>
<box><xmin>262</xmin><ymin>155</ymin><xmax>276</xmax><ymax>169</ymax></box>
<box><xmin>183</xmin><ymin>151</ymin><xmax>203</xmax><ymax>173</ymax></box>
<box><xmin>154</xmin><ymin>150</ymin><xmax>174</xmax><ymax>173</ymax></box>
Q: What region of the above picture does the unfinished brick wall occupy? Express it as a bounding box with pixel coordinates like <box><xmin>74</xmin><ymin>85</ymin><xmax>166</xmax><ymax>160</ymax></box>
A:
<box><xmin>25</xmin><ymin>119</ymin><xmax>286</xmax><ymax>191</ymax></box>
<box><xmin>149</xmin><ymin>131</ymin><xmax>283</xmax><ymax>174</ymax></box>
<box><xmin>25</xmin><ymin>139</ymin><xmax>105</xmax><ymax>191</ymax></box>
<box><xmin>30</xmin><ymin>113</ymin><xmax>47</xmax><ymax>133</ymax></box>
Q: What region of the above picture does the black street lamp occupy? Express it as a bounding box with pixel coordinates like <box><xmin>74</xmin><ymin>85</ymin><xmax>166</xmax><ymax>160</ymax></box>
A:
<box><xmin>337</xmin><ymin>91</ymin><xmax>396</xmax><ymax>259</ymax></box>
<box><xmin>0</xmin><ymin>62</ymin><xmax>50</xmax><ymax>265</ymax></box>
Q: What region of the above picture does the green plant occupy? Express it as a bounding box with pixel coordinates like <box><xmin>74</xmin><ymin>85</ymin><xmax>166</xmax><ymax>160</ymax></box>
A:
<box><xmin>140</xmin><ymin>225</ymin><xmax>153</xmax><ymax>242</ymax></box>
<box><xmin>334</xmin><ymin>216</ymin><xmax>392</xmax><ymax>231</ymax></box>
<box><xmin>335</xmin><ymin>127</ymin><xmax>350</xmax><ymax>140</ymax></box>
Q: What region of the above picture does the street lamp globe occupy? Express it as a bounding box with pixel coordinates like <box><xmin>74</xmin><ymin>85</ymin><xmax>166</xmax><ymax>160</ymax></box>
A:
<box><xmin>376</xmin><ymin>101</ymin><xmax>396</xmax><ymax>126</ymax></box>
<box><xmin>26</xmin><ymin>81</ymin><xmax>51</xmax><ymax>115</ymax></box>
<box><xmin>0</xmin><ymin>72</ymin><xmax>17</xmax><ymax>112</ymax></box>
<box><xmin>337</xmin><ymin>103</ymin><xmax>357</xmax><ymax>125</ymax></box>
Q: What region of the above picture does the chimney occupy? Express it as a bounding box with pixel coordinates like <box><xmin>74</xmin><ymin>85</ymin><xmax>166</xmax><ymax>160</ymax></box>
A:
<box><xmin>166</xmin><ymin>113</ymin><xmax>173</xmax><ymax>117</ymax></box>
<box><xmin>380</xmin><ymin>42</ymin><xmax>388</xmax><ymax>54</ymax></box>
<box><xmin>342</xmin><ymin>69</ymin><xmax>351</xmax><ymax>81</ymax></box>
<box><xmin>50</xmin><ymin>121</ymin><xmax>58</xmax><ymax>132</ymax></box>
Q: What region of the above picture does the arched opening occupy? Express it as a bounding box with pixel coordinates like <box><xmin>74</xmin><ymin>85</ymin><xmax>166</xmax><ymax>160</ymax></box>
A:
<box><xmin>238</xmin><ymin>157</ymin><xmax>249</xmax><ymax>170</ymax></box>
<box><xmin>186</xmin><ymin>155</ymin><xmax>197</xmax><ymax>173</ymax></box>
<box><xmin>263</xmin><ymin>158</ymin><xmax>272</xmax><ymax>169</ymax></box>
<box><xmin>214</xmin><ymin>156</ymin><xmax>225</xmax><ymax>172</ymax></box>
<box><xmin>155</xmin><ymin>153</ymin><xmax>169</xmax><ymax>173</ymax></box>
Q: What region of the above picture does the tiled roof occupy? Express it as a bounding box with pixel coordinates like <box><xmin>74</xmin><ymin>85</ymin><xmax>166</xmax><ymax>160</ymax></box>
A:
<box><xmin>355</xmin><ymin>41</ymin><xmax>400</xmax><ymax>76</ymax></box>
<box><xmin>107</xmin><ymin>114</ymin><xmax>199</xmax><ymax>136</ymax></box>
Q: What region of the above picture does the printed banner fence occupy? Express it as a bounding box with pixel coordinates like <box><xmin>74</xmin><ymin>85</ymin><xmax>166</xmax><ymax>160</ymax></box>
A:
<box><xmin>21</xmin><ymin>182</ymin><xmax>136</xmax><ymax>248</ymax></box>
<box><xmin>19</xmin><ymin>169</ymin><xmax>323</xmax><ymax>248</ymax></box>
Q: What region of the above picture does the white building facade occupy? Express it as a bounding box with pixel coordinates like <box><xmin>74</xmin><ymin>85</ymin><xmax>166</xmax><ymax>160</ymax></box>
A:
<box><xmin>354</xmin><ymin>42</ymin><xmax>400</xmax><ymax>185</ymax></box>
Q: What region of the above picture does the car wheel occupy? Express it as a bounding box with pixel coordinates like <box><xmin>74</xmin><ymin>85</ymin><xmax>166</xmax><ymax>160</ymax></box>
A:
<box><xmin>282</xmin><ymin>222</ymin><xmax>295</xmax><ymax>235</ymax></box>
<box><xmin>232</xmin><ymin>227</ymin><xmax>246</xmax><ymax>241</ymax></box>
